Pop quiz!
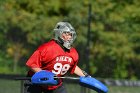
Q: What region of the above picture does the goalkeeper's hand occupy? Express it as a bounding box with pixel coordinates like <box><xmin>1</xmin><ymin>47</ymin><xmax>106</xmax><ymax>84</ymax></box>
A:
<box><xmin>31</xmin><ymin>70</ymin><xmax>58</xmax><ymax>85</ymax></box>
<box><xmin>79</xmin><ymin>76</ymin><xmax>108</xmax><ymax>93</ymax></box>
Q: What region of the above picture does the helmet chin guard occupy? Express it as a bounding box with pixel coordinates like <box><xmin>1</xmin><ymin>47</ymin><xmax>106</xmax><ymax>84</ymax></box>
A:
<box><xmin>62</xmin><ymin>40</ymin><xmax>72</xmax><ymax>49</ymax></box>
<box><xmin>54</xmin><ymin>22</ymin><xmax>77</xmax><ymax>49</ymax></box>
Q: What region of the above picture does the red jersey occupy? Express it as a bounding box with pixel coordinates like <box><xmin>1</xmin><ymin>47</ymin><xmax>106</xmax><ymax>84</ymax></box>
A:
<box><xmin>26</xmin><ymin>39</ymin><xmax>79</xmax><ymax>90</ymax></box>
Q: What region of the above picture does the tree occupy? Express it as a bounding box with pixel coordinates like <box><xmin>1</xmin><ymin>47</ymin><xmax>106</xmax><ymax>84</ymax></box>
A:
<box><xmin>0</xmin><ymin>0</ymin><xmax>140</xmax><ymax>80</ymax></box>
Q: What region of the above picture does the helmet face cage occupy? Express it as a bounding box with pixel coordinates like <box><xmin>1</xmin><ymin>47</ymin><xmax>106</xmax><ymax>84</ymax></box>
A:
<box><xmin>54</xmin><ymin>22</ymin><xmax>77</xmax><ymax>49</ymax></box>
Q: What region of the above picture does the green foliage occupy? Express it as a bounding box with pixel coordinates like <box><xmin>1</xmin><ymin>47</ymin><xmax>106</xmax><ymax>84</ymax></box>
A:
<box><xmin>0</xmin><ymin>0</ymin><xmax>140</xmax><ymax>79</ymax></box>
<box><xmin>89</xmin><ymin>0</ymin><xmax>140</xmax><ymax>79</ymax></box>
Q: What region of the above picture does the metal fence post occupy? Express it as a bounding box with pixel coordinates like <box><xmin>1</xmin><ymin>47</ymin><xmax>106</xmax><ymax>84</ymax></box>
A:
<box><xmin>20</xmin><ymin>80</ymin><xmax>24</xmax><ymax>93</ymax></box>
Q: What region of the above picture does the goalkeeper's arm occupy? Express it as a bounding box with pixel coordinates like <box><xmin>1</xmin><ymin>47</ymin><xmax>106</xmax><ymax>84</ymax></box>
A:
<box><xmin>74</xmin><ymin>66</ymin><xmax>90</xmax><ymax>77</ymax></box>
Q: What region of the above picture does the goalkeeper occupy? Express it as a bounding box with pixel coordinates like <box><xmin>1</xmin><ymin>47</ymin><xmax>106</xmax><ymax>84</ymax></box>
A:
<box><xmin>24</xmin><ymin>21</ymin><xmax>89</xmax><ymax>93</ymax></box>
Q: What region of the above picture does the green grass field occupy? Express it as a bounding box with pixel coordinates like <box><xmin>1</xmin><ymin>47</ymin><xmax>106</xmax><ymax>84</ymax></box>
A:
<box><xmin>65</xmin><ymin>83</ymin><xmax>140</xmax><ymax>93</ymax></box>
<box><xmin>107</xmin><ymin>86</ymin><xmax>140</xmax><ymax>93</ymax></box>
<box><xmin>0</xmin><ymin>79</ymin><xmax>21</xmax><ymax>93</ymax></box>
<box><xmin>0</xmin><ymin>79</ymin><xmax>140</xmax><ymax>93</ymax></box>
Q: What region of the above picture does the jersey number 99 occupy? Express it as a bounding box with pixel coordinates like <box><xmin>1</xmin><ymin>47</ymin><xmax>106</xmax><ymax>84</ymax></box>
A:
<box><xmin>52</xmin><ymin>63</ymin><xmax>70</xmax><ymax>75</ymax></box>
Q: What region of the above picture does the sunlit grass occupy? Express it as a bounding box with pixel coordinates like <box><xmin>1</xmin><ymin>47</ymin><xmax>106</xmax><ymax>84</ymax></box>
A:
<box><xmin>0</xmin><ymin>79</ymin><xmax>140</xmax><ymax>93</ymax></box>
<box><xmin>0</xmin><ymin>79</ymin><xmax>20</xmax><ymax>93</ymax></box>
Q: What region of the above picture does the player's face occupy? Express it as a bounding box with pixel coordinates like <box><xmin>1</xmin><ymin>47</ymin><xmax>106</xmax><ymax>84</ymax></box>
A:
<box><xmin>62</xmin><ymin>32</ymin><xmax>72</xmax><ymax>41</ymax></box>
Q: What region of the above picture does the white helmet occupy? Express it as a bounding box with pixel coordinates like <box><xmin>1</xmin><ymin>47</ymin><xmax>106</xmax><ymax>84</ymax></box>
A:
<box><xmin>54</xmin><ymin>22</ymin><xmax>77</xmax><ymax>49</ymax></box>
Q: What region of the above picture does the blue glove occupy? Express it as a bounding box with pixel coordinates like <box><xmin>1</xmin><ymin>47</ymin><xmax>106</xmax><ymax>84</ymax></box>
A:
<box><xmin>79</xmin><ymin>76</ymin><xmax>108</xmax><ymax>93</ymax></box>
<box><xmin>31</xmin><ymin>70</ymin><xmax>58</xmax><ymax>85</ymax></box>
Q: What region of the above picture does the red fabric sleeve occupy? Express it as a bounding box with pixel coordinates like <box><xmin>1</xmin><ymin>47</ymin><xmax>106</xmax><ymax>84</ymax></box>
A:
<box><xmin>70</xmin><ymin>60</ymin><xmax>78</xmax><ymax>74</ymax></box>
<box><xmin>26</xmin><ymin>50</ymin><xmax>42</xmax><ymax>68</ymax></box>
<box><xmin>70</xmin><ymin>48</ymin><xmax>79</xmax><ymax>74</ymax></box>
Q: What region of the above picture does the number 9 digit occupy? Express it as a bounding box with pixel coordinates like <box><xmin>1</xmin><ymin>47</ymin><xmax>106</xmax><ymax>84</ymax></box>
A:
<box><xmin>61</xmin><ymin>64</ymin><xmax>70</xmax><ymax>75</ymax></box>
<box><xmin>52</xmin><ymin>63</ymin><xmax>62</xmax><ymax>75</ymax></box>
